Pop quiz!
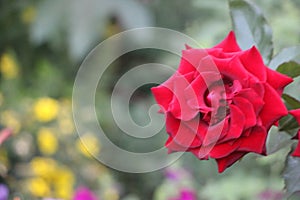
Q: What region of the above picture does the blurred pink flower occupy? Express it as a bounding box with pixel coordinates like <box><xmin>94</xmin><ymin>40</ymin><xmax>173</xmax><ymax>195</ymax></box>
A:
<box><xmin>169</xmin><ymin>189</ymin><xmax>197</xmax><ymax>200</ymax></box>
<box><xmin>0</xmin><ymin>128</ymin><xmax>12</xmax><ymax>146</ymax></box>
<box><xmin>73</xmin><ymin>187</ymin><xmax>98</xmax><ymax>200</ymax></box>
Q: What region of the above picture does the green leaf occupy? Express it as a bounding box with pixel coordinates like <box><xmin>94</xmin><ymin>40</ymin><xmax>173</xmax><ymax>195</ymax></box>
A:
<box><xmin>282</xmin><ymin>94</ymin><xmax>300</xmax><ymax>109</ymax></box>
<box><xmin>269</xmin><ymin>46</ymin><xmax>300</xmax><ymax>70</ymax></box>
<box><xmin>279</xmin><ymin>114</ymin><xmax>299</xmax><ymax>132</ymax></box>
<box><xmin>277</xmin><ymin>61</ymin><xmax>300</xmax><ymax>78</ymax></box>
<box><xmin>279</xmin><ymin>94</ymin><xmax>300</xmax><ymax>131</ymax></box>
<box><xmin>283</xmin><ymin>156</ymin><xmax>300</xmax><ymax>198</ymax></box>
<box><xmin>229</xmin><ymin>0</ymin><xmax>273</xmax><ymax>64</ymax></box>
<box><xmin>267</xmin><ymin>127</ymin><xmax>293</xmax><ymax>154</ymax></box>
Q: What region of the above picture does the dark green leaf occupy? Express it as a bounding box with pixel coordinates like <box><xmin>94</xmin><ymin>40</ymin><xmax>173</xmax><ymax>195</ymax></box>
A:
<box><xmin>282</xmin><ymin>94</ymin><xmax>300</xmax><ymax>109</ymax></box>
<box><xmin>283</xmin><ymin>156</ymin><xmax>300</xmax><ymax>197</ymax></box>
<box><xmin>277</xmin><ymin>61</ymin><xmax>300</xmax><ymax>78</ymax></box>
<box><xmin>269</xmin><ymin>46</ymin><xmax>300</xmax><ymax>70</ymax></box>
<box><xmin>279</xmin><ymin>114</ymin><xmax>299</xmax><ymax>132</ymax></box>
<box><xmin>229</xmin><ymin>0</ymin><xmax>273</xmax><ymax>64</ymax></box>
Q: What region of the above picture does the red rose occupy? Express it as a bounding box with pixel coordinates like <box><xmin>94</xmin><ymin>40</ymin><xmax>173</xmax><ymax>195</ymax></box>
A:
<box><xmin>289</xmin><ymin>109</ymin><xmax>300</xmax><ymax>157</ymax></box>
<box><xmin>151</xmin><ymin>31</ymin><xmax>292</xmax><ymax>172</ymax></box>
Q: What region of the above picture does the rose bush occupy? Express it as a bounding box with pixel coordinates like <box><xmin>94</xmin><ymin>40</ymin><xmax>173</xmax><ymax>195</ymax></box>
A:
<box><xmin>289</xmin><ymin>109</ymin><xmax>300</xmax><ymax>157</ymax></box>
<box><xmin>152</xmin><ymin>31</ymin><xmax>293</xmax><ymax>172</ymax></box>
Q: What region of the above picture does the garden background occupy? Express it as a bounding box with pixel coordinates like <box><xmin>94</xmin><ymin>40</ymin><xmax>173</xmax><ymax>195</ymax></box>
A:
<box><xmin>1</xmin><ymin>0</ymin><xmax>300</xmax><ymax>199</ymax></box>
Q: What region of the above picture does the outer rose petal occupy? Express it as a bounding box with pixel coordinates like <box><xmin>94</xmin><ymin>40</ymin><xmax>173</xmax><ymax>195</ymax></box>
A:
<box><xmin>266</xmin><ymin>67</ymin><xmax>293</xmax><ymax>96</ymax></box>
<box><xmin>239</xmin><ymin>46</ymin><xmax>267</xmax><ymax>82</ymax></box>
<box><xmin>238</xmin><ymin>126</ymin><xmax>267</xmax><ymax>154</ymax></box>
<box><xmin>290</xmin><ymin>109</ymin><xmax>300</xmax><ymax>125</ymax></box>
<box><xmin>213</xmin><ymin>31</ymin><xmax>242</xmax><ymax>52</ymax></box>
<box><xmin>166</xmin><ymin>113</ymin><xmax>202</xmax><ymax>148</ymax></box>
<box><xmin>289</xmin><ymin>110</ymin><xmax>300</xmax><ymax>157</ymax></box>
<box><xmin>165</xmin><ymin>137</ymin><xmax>187</xmax><ymax>153</ymax></box>
<box><xmin>260</xmin><ymin>83</ymin><xmax>289</xmax><ymax>129</ymax></box>
<box><xmin>169</xmin><ymin>73</ymin><xmax>199</xmax><ymax>120</ymax></box>
<box><xmin>216</xmin><ymin>152</ymin><xmax>247</xmax><ymax>173</ymax></box>
<box><xmin>151</xmin><ymin>75</ymin><xmax>175</xmax><ymax>113</ymax></box>
<box><xmin>178</xmin><ymin>49</ymin><xmax>209</xmax><ymax>75</ymax></box>
<box><xmin>292</xmin><ymin>130</ymin><xmax>300</xmax><ymax>157</ymax></box>
<box><xmin>209</xmin><ymin>140</ymin><xmax>241</xmax><ymax>159</ymax></box>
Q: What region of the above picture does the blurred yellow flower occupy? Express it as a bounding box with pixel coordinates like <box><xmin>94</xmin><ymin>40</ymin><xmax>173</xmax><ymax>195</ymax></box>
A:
<box><xmin>33</xmin><ymin>98</ymin><xmax>59</xmax><ymax>122</ymax></box>
<box><xmin>29</xmin><ymin>157</ymin><xmax>75</xmax><ymax>199</ymax></box>
<box><xmin>37</xmin><ymin>128</ymin><xmax>58</xmax><ymax>155</ymax></box>
<box><xmin>76</xmin><ymin>133</ymin><xmax>100</xmax><ymax>158</ymax></box>
<box><xmin>53</xmin><ymin>167</ymin><xmax>75</xmax><ymax>199</ymax></box>
<box><xmin>1</xmin><ymin>110</ymin><xmax>21</xmax><ymax>134</ymax></box>
<box><xmin>30</xmin><ymin>157</ymin><xmax>57</xmax><ymax>180</ymax></box>
<box><xmin>0</xmin><ymin>53</ymin><xmax>19</xmax><ymax>79</ymax></box>
<box><xmin>55</xmin><ymin>167</ymin><xmax>75</xmax><ymax>185</ymax></box>
<box><xmin>27</xmin><ymin>177</ymin><xmax>51</xmax><ymax>197</ymax></box>
<box><xmin>21</xmin><ymin>6</ymin><xmax>36</xmax><ymax>24</ymax></box>
<box><xmin>55</xmin><ymin>186</ymin><xmax>73</xmax><ymax>200</ymax></box>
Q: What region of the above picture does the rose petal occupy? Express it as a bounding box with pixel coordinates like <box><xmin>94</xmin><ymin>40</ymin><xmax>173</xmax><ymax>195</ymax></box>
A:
<box><xmin>169</xmin><ymin>73</ymin><xmax>198</xmax><ymax>120</ymax></box>
<box><xmin>213</xmin><ymin>56</ymin><xmax>249</xmax><ymax>86</ymax></box>
<box><xmin>209</xmin><ymin>140</ymin><xmax>241</xmax><ymax>159</ymax></box>
<box><xmin>239</xmin><ymin>46</ymin><xmax>267</xmax><ymax>82</ymax></box>
<box><xmin>290</xmin><ymin>109</ymin><xmax>300</xmax><ymax>125</ymax></box>
<box><xmin>236</xmin><ymin>88</ymin><xmax>264</xmax><ymax>114</ymax></box>
<box><xmin>166</xmin><ymin>113</ymin><xmax>202</xmax><ymax>148</ymax></box>
<box><xmin>206</xmin><ymin>48</ymin><xmax>223</xmax><ymax>57</ymax></box>
<box><xmin>190</xmin><ymin>147</ymin><xmax>209</xmax><ymax>160</ymax></box>
<box><xmin>213</xmin><ymin>31</ymin><xmax>242</xmax><ymax>52</ymax></box>
<box><xmin>216</xmin><ymin>152</ymin><xmax>247</xmax><ymax>173</ymax></box>
<box><xmin>151</xmin><ymin>74</ymin><xmax>176</xmax><ymax>113</ymax></box>
<box><xmin>178</xmin><ymin>49</ymin><xmax>209</xmax><ymax>74</ymax></box>
<box><xmin>238</xmin><ymin>126</ymin><xmax>267</xmax><ymax>154</ymax></box>
<box><xmin>221</xmin><ymin>105</ymin><xmax>245</xmax><ymax>141</ymax></box>
<box><xmin>260</xmin><ymin>83</ymin><xmax>288</xmax><ymax>129</ymax></box>
<box><xmin>248</xmin><ymin>78</ymin><xmax>265</xmax><ymax>97</ymax></box>
<box><xmin>185</xmin><ymin>71</ymin><xmax>220</xmax><ymax>112</ymax></box>
<box><xmin>292</xmin><ymin>130</ymin><xmax>300</xmax><ymax>157</ymax></box>
<box><xmin>203</xmin><ymin>118</ymin><xmax>228</xmax><ymax>146</ymax></box>
<box><xmin>165</xmin><ymin>137</ymin><xmax>188</xmax><ymax>153</ymax></box>
<box><xmin>266</xmin><ymin>67</ymin><xmax>293</xmax><ymax>96</ymax></box>
<box><xmin>233</xmin><ymin>97</ymin><xmax>256</xmax><ymax>129</ymax></box>
<box><xmin>183</xmin><ymin>116</ymin><xmax>207</xmax><ymax>143</ymax></box>
<box><xmin>185</xmin><ymin>44</ymin><xmax>192</xmax><ymax>49</ymax></box>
